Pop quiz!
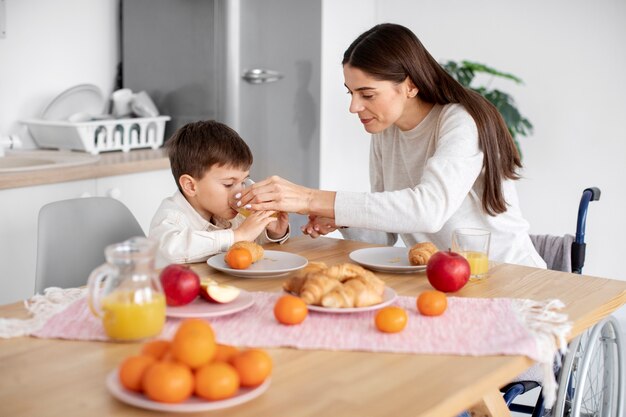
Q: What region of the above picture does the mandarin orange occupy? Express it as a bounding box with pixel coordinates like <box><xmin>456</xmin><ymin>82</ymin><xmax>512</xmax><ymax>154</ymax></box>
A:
<box><xmin>213</xmin><ymin>343</ymin><xmax>240</xmax><ymax>363</ymax></box>
<box><xmin>375</xmin><ymin>306</ymin><xmax>408</xmax><ymax>333</ymax></box>
<box><xmin>118</xmin><ymin>354</ymin><xmax>156</xmax><ymax>392</ymax></box>
<box><xmin>195</xmin><ymin>362</ymin><xmax>240</xmax><ymax>401</ymax></box>
<box><xmin>141</xmin><ymin>340</ymin><xmax>171</xmax><ymax>360</ymax></box>
<box><xmin>231</xmin><ymin>349</ymin><xmax>272</xmax><ymax>387</ymax></box>
<box><xmin>417</xmin><ymin>290</ymin><xmax>448</xmax><ymax>316</ymax></box>
<box><xmin>225</xmin><ymin>248</ymin><xmax>252</xmax><ymax>269</ymax></box>
<box><xmin>142</xmin><ymin>361</ymin><xmax>194</xmax><ymax>403</ymax></box>
<box><xmin>273</xmin><ymin>294</ymin><xmax>308</xmax><ymax>325</ymax></box>
<box><xmin>171</xmin><ymin>319</ymin><xmax>216</xmax><ymax>369</ymax></box>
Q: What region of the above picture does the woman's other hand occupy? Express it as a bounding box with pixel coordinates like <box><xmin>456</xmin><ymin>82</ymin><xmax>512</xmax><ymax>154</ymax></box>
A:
<box><xmin>301</xmin><ymin>215</ymin><xmax>340</xmax><ymax>238</ymax></box>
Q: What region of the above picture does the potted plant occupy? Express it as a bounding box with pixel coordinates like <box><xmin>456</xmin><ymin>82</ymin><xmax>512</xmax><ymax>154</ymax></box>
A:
<box><xmin>442</xmin><ymin>60</ymin><xmax>532</xmax><ymax>157</ymax></box>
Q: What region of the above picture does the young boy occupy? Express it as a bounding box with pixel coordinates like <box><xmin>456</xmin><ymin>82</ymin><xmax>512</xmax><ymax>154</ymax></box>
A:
<box><xmin>149</xmin><ymin>120</ymin><xmax>289</xmax><ymax>265</ymax></box>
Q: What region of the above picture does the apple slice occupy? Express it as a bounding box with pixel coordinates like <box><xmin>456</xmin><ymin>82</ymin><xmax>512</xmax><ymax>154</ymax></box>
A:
<box><xmin>199</xmin><ymin>278</ymin><xmax>218</xmax><ymax>302</ymax></box>
<box><xmin>199</xmin><ymin>281</ymin><xmax>241</xmax><ymax>304</ymax></box>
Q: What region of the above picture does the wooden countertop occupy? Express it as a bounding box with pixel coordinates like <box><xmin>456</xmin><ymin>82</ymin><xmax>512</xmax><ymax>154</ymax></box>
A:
<box><xmin>1</xmin><ymin>236</ymin><xmax>625</xmax><ymax>417</ymax></box>
<box><xmin>0</xmin><ymin>148</ymin><xmax>170</xmax><ymax>190</ymax></box>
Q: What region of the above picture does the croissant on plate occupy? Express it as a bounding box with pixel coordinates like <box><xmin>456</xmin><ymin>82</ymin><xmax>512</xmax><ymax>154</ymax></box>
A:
<box><xmin>230</xmin><ymin>241</ymin><xmax>264</xmax><ymax>263</ymax></box>
<box><xmin>408</xmin><ymin>242</ymin><xmax>438</xmax><ymax>266</ymax></box>
<box><xmin>283</xmin><ymin>262</ymin><xmax>385</xmax><ymax>308</ymax></box>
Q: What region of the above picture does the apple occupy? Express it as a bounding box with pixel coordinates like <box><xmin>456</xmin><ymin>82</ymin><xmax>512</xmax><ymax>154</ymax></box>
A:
<box><xmin>426</xmin><ymin>250</ymin><xmax>470</xmax><ymax>293</ymax></box>
<box><xmin>199</xmin><ymin>280</ymin><xmax>241</xmax><ymax>304</ymax></box>
<box><xmin>159</xmin><ymin>264</ymin><xmax>200</xmax><ymax>306</ymax></box>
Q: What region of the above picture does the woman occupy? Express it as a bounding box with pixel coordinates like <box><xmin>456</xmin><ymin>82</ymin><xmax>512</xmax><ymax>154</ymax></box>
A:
<box><xmin>237</xmin><ymin>23</ymin><xmax>545</xmax><ymax>267</ymax></box>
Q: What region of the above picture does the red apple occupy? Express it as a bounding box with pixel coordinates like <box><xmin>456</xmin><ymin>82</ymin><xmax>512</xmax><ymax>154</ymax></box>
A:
<box><xmin>159</xmin><ymin>264</ymin><xmax>200</xmax><ymax>306</ymax></box>
<box><xmin>426</xmin><ymin>250</ymin><xmax>470</xmax><ymax>293</ymax></box>
<box><xmin>199</xmin><ymin>281</ymin><xmax>241</xmax><ymax>304</ymax></box>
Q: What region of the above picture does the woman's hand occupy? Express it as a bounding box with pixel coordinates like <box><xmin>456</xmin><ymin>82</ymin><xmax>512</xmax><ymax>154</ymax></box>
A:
<box><xmin>236</xmin><ymin>176</ymin><xmax>312</xmax><ymax>215</ymax></box>
<box><xmin>233</xmin><ymin>211</ymin><xmax>277</xmax><ymax>242</ymax></box>
<box><xmin>266</xmin><ymin>211</ymin><xmax>290</xmax><ymax>239</ymax></box>
<box><xmin>301</xmin><ymin>215</ymin><xmax>340</xmax><ymax>239</ymax></box>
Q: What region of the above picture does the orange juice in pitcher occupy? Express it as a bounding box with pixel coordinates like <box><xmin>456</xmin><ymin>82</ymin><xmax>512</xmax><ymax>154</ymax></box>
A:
<box><xmin>88</xmin><ymin>237</ymin><xmax>166</xmax><ymax>341</ymax></box>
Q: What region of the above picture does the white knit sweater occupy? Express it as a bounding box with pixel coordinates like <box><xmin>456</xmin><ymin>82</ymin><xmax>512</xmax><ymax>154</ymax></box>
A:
<box><xmin>335</xmin><ymin>103</ymin><xmax>545</xmax><ymax>268</ymax></box>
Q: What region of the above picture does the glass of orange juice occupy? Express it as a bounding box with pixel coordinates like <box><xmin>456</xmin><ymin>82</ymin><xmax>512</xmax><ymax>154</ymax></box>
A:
<box><xmin>451</xmin><ymin>228</ymin><xmax>491</xmax><ymax>279</ymax></box>
<box><xmin>235</xmin><ymin>178</ymin><xmax>279</xmax><ymax>218</ymax></box>
<box><xmin>87</xmin><ymin>237</ymin><xmax>166</xmax><ymax>341</ymax></box>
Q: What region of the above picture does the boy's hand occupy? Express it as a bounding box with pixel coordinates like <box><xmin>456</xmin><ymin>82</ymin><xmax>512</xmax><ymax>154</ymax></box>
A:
<box><xmin>266</xmin><ymin>211</ymin><xmax>289</xmax><ymax>239</ymax></box>
<box><xmin>301</xmin><ymin>215</ymin><xmax>339</xmax><ymax>239</ymax></box>
<box><xmin>233</xmin><ymin>211</ymin><xmax>277</xmax><ymax>242</ymax></box>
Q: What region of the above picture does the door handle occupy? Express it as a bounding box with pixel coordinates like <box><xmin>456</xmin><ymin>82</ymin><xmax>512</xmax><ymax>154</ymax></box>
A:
<box><xmin>242</xmin><ymin>69</ymin><xmax>284</xmax><ymax>84</ymax></box>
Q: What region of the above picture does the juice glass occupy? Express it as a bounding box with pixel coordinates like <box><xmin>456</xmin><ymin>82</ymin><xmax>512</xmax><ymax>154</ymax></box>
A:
<box><xmin>234</xmin><ymin>178</ymin><xmax>279</xmax><ymax>218</ymax></box>
<box><xmin>451</xmin><ymin>228</ymin><xmax>491</xmax><ymax>279</ymax></box>
<box><xmin>87</xmin><ymin>237</ymin><xmax>166</xmax><ymax>341</ymax></box>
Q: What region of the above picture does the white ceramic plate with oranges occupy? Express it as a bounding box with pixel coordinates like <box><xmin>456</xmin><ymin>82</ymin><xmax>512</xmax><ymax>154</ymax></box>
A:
<box><xmin>106</xmin><ymin>371</ymin><xmax>270</xmax><ymax>412</ymax></box>
<box><xmin>207</xmin><ymin>250</ymin><xmax>308</xmax><ymax>278</ymax></box>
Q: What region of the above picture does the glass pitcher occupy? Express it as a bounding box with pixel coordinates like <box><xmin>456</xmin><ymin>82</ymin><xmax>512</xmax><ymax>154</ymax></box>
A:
<box><xmin>87</xmin><ymin>237</ymin><xmax>166</xmax><ymax>341</ymax></box>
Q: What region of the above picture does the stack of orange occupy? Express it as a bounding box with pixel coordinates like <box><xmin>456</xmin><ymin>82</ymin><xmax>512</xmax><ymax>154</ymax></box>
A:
<box><xmin>117</xmin><ymin>318</ymin><xmax>272</xmax><ymax>403</ymax></box>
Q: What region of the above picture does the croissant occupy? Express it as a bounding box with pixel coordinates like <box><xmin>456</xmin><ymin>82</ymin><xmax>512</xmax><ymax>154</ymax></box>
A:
<box><xmin>408</xmin><ymin>242</ymin><xmax>438</xmax><ymax>266</ymax></box>
<box><xmin>321</xmin><ymin>278</ymin><xmax>383</xmax><ymax>308</ymax></box>
<box><xmin>299</xmin><ymin>273</ymin><xmax>342</xmax><ymax>305</ymax></box>
<box><xmin>282</xmin><ymin>261</ymin><xmax>328</xmax><ymax>294</ymax></box>
<box><xmin>230</xmin><ymin>241</ymin><xmax>264</xmax><ymax>263</ymax></box>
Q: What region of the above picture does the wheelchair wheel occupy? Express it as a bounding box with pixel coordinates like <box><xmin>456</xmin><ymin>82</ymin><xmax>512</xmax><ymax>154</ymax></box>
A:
<box><xmin>551</xmin><ymin>316</ymin><xmax>624</xmax><ymax>417</ymax></box>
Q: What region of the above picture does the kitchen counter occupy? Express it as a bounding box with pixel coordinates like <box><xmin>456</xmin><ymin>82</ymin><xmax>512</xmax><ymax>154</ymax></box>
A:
<box><xmin>0</xmin><ymin>148</ymin><xmax>169</xmax><ymax>190</ymax></box>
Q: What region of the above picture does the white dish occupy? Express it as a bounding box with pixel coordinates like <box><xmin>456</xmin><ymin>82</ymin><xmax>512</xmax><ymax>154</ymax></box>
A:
<box><xmin>106</xmin><ymin>369</ymin><xmax>270</xmax><ymax>413</ymax></box>
<box><xmin>41</xmin><ymin>84</ymin><xmax>106</xmax><ymax>121</ymax></box>
<box><xmin>207</xmin><ymin>250</ymin><xmax>308</xmax><ymax>278</ymax></box>
<box><xmin>166</xmin><ymin>290</ymin><xmax>254</xmax><ymax>318</ymax></box>
<box><xmin>305</xmin><ymin>286</ymin><xmax>397</xmax><ymax>314</ymax></box>
<box><xmin>349</xmin><ymin>247</ymin><xmax>427</xmax><ymax>273</ymax></box>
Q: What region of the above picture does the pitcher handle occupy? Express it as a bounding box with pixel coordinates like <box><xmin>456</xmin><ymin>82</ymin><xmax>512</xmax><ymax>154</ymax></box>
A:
<box><xmin>87</xmin><ymin>263</ymin><xmax>114</xmax><ymax>319</ymax></box>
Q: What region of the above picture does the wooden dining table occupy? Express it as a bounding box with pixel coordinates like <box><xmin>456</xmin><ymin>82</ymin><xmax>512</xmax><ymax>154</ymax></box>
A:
<box><xmin>1</xmin><ymin>236</ymin><xmax>625</xmax><ymax>417</ymax></box>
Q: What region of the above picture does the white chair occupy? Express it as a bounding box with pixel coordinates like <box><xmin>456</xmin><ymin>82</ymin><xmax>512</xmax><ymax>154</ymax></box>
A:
<box><xmin>34</xmin><ymin>197</ymin><xmax>145</xmax><ymax>294</ymax></box>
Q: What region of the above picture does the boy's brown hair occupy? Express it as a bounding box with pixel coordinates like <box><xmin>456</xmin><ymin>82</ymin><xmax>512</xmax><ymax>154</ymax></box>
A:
<box><xmin>166</xmin><ymin>120</ymin><xmax>253</xmax><ymax>192</ymax></box>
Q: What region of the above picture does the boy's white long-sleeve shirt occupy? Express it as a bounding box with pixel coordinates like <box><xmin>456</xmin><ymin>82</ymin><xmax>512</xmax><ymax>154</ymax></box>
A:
<box><xmin>335</xmin><ymin>103</ymin><xmax>545</xmax><ymax>268</ymax></box>
<box><xmin>149</xmin><ymin>190</ymin><xmax>289</xmax><ymax>266</ymax></box>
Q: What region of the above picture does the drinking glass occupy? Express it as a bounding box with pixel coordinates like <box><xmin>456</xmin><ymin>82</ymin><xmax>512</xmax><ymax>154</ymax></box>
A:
<box><xmin>451</xmin><ymin>228</ymin><xmax>491</xmax><ymax>279</ymax></box>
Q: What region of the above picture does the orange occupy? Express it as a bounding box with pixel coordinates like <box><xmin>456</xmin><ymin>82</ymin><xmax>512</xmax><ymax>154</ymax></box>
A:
<box><xmin>141</xmin><ymin>340</ymin><xmax>171</xmax><ymax>360</ymax></box>
<box><xmin>225</xmin><ymin>248</ymin><xmax>253</xmax><ymax>269</ymax></box>
<box><xmin>213</xmin><ymin>343</ymin><xmax>240</xmax><ymax>363</ymax></box>
<box><xmin>195</xmin><ymin>362</ymin><xmax>240</xmax><ymax>401</ymax></box>
<box><xmin>230</xmin><ymin>349</ymin><xmax>272</xmax><ymax>387</ymax></box>
<box><xmin>375</xmin><ymin>306</ymin><xmax>408</xmax><ymax>333</ymax></box>
<box><xmin>142</xmin><ymin>361</ymin><xmax>194</xmax><ymax>403</ymax></box>
<box><xmin>273</xmin><ymin>295</ymin><xmax>308</xmax><ymax>325</ymax></box>
<box><xmin>171</xmin><ymin>319</ymin><xmax>216</xmax><ymax>369</ymax></box>
<box><xmin>118</xmin><ymin>354</ymin><xmax>156</xmax><ymax>392</ymax></box>
<box><xmin>417</xmin><ymin>290</ymin><xmax>448</xmax><ymax>316</ymax></box>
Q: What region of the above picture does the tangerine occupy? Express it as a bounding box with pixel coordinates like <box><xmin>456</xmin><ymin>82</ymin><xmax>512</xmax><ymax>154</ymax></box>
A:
<box><xmin>172</xmin><ymin>319</ymin><xmax>216</xmax><ymax>369</ymax></box>
<box><xmin>118</xmin><ymin>354</ymin><xmax>156</xmax><ymax>392</ymax></box>
<box><xmin>225</xmin><ymin>248</ymin><xmax>253</xmax><ymax>269</ymax></box>
<box><xmin>213</xmin><ymin>343</ymin><xmax>240</xmax><ymax>363</ymax></box>
<box><xmin>375</xmin><ymin>306</ymin><xmax>408</xmax><ymax>333</ymax></box>
<box><xmin>142</xmin><ymin>361</ymin><xmax>194</xmax><ymax>403</ymax></box>
<box><xmin>141</xmin><ymin>340</ymin><xmax>171</xmax><ymax>360</ymax></box>
<box><xmin>230</xmin><ymin>349</ymin><xmax>272</xmax><ymax>387</ymax></box>
<box><xmin>195</xmin><ymin>362</ymin><xmax>240</xmax><ymax>401</ymax></box>
<box><xmin>273</xmin><ymin>295</ymin><xmax>308</xmax><ymax>325</ymax></box>
<box><xmin>417</xmin><ymin>290</ymin><xmax>448</xmax><ymax>316</ymax></box>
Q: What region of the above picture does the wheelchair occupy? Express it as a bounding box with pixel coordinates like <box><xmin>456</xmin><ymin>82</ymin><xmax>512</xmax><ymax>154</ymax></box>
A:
<box><xmin>502</xmin><ymin>187</ymin><xmax>625</xmax><ymax>417</ymax></box>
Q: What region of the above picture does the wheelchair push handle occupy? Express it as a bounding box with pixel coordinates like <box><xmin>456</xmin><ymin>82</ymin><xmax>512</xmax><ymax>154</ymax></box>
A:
<box><xmin>572</xmin><ymin>187</ymin><xmax>601</xmax><ymax>274</ymax></box>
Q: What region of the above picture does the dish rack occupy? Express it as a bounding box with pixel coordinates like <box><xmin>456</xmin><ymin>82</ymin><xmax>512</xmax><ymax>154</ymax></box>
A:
<box><xmin>21</xmin><ymin>116</ymin><xmax>171</xmax><ymax>155</ymax></box>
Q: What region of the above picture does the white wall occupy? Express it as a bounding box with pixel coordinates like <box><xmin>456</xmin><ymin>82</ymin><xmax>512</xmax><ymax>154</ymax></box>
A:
<box><xmin>320</xmin><ymin>0</ymin><xmax>626</xmax><ymax>325</ymax></box>
<box><xmin>0</xmin><ymin>0</ymin><xmax>119</xmax><ymax>147</ymax></box>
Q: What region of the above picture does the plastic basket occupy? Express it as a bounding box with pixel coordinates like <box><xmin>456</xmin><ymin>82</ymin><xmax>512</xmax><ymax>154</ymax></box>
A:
<box><xmin>21</xmin><ymin>116</ymin><xmax>171</xmax><ymax>155</ymax></box>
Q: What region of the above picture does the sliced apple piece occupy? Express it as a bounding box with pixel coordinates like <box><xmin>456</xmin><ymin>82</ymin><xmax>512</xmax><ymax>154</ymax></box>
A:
<box><xmin>200</xmin><ymin>282</ymin><xmax>241</xmax><ymax>304</ymax></box>
<box><xmin>199</xmin><ymin>278</ymin><xmax>219</xmax><ymax>302</ymax></box>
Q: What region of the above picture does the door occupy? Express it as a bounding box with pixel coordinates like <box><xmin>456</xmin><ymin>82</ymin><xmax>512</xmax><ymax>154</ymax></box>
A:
<box><xmin>223</xmin><ymin>0</ymin><xmax>321</xmax><ymax>233</ymax></box>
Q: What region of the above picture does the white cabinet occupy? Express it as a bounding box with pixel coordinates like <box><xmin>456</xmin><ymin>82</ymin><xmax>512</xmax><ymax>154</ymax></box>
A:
<box><xmin>0</xmin><ymin>179</ymin><xmax>95</xmax><ymax>304</ymax></box>
<box><xmin>0</xmin><ymin>169</ymin><xmax>174</xmax><ymax>304</ymax></box>
<box><xmin>95</xmin><ymin>169</ymin><xmax>175</xmax><ymax>234</ymax></box>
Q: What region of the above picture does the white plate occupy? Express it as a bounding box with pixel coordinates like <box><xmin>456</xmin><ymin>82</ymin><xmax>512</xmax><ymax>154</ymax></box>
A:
<box><xmin>41</xmin><ymin>84</ymin><xmax>106</xmax><ymax>121</ymax></box>
<box><xmin>349</xmin><ymin>247</ymin><xmax>428</xmax><ymax>273</ymax></box>
<box><xmin>305</xmin><ymin>286</ymin><xmax>398</xmax><ymax>314</ymax></box>
<box><xmin>166</xmin><ymin>290</ymin><xmax>254</xmax><ymax>318</ymax></box>
<box><xmin>106</xmin><ymin>369</ymin><xmax>270</xmax><ymax>413</ymax></box>
<box><xmin>207</xmin><ymin>250</ymin><xmax>308</xmax><ymax>278</ymax></box>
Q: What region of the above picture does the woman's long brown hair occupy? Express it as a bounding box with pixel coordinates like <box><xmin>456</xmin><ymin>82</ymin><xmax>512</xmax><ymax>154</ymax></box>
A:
<box><xmin>343</xmin><ymin>23</ymin><xmax>522</xmax><ymax>216</ymax></box>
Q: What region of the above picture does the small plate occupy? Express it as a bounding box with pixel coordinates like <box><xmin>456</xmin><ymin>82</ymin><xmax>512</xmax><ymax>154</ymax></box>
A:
<box><xmin>41</xmin><ymin>84</ymin><xmax>106</xmax><ymax>121</ymax></box>
<box><xmin>306</xmin><ymin>286</ymin><xmax>397</xmax><ymax>314</ymax></box>
<box><xmin>166</xmin><ymin>290</ymin><xmax>254</xmax><ymax>318</ymax></box>
<box><xmin>207</xmin><ymin>250</ymin><xmax>308</xmax><ymax>278</ymax></box>
<box><xmin>349</xmin><ymin>247</ymin><xmax>427</xmax><ymax>273</ymax></box>
<box><xmin>106</xmin><ymin>370</ymin><xmax>270</xmax><ymax>412</ymax></box>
